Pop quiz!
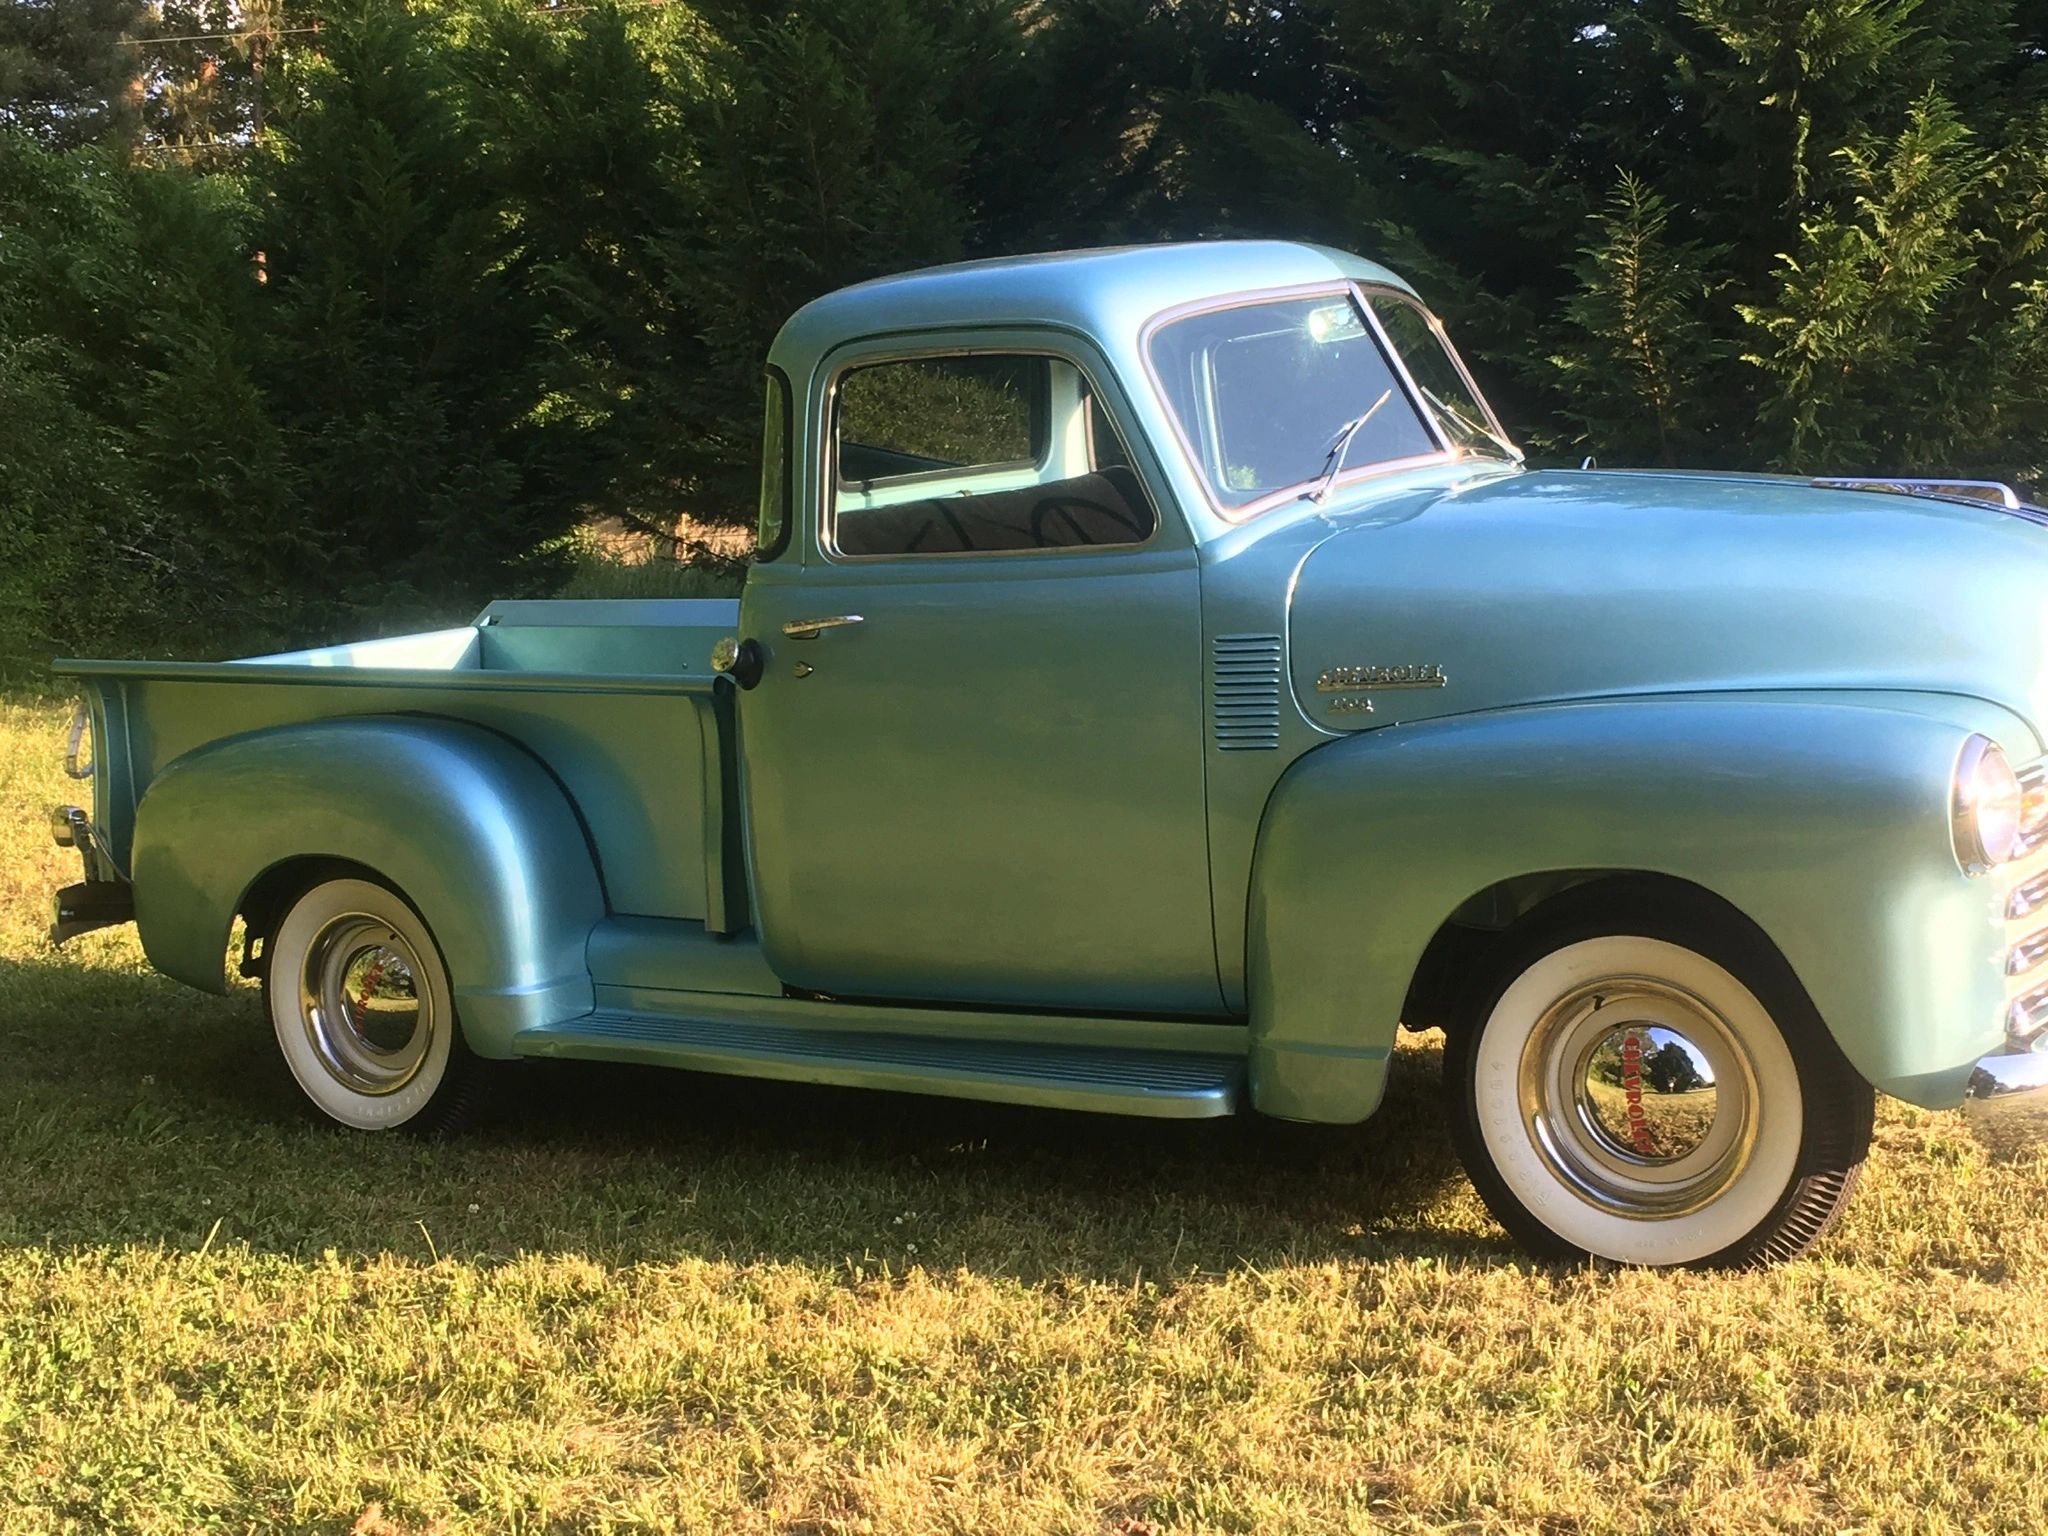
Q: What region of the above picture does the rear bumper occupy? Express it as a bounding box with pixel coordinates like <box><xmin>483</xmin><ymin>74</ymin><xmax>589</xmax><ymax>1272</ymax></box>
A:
<box><xmin>49</xmin><ymin>801</ymin><xmax>133</xmax><ymax>945</ymax></box>
<box><xmin>1963</xmin><ymin>1048</ymin><xmax>2048</xmax><ymax>1153</ymax></box>
<box><xmin>52</xmin><ymin>880</ymin><xmax>135</xmax><ymax>945</ymax></box>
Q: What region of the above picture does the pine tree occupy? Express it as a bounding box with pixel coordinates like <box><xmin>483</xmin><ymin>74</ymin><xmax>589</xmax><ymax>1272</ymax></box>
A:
<box><xmin>0</xmin><ymin>0</ymin><xmax>145</xmax><ymax>148</ymax></box>
<box><xmin>254</xmin><ymin>2</ymin><xmax>583</xmax><ymax>625</ymax></box>
<box><xmin>131</xmin><ymin>2</ymin><xmax>291</xmax><ymax>155</ymax></box>
<box><xmin>651</xmin><ymin>0</ymin><xmax>997</xmax><ymax>524</ymax></box>
<box><xmin>1739</xmin><ymin>90</ymin><xmax>1994</xmax><ymax>467</ymax></box>
<box><xmin>1550</xmin><ymin>174</ymin><xmax>1729</xmax><ymax>464</ymax></box>
<box><xmin>0</xmin><ymin>133</ymin><xmax>287</xmax><ymax>658</ymax></box>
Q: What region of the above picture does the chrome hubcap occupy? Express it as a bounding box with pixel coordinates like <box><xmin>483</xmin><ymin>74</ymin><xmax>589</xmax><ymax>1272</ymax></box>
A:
<box><xmin>299</xmin><ymin>915</ymin><xmax>432</xmax><ymax>1096</ymax></box>
<box><xmin>1519</xmin><ymin>979</ymin><xmax>1758</xmax><ymax>1219</ymax></box>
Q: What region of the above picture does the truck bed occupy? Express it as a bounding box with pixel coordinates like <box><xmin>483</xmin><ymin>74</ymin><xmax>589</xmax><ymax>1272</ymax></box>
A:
<box><xmin>54</xmin><ymin>599</ymin><xmax>747</xmax><ymax>931</ymax></box>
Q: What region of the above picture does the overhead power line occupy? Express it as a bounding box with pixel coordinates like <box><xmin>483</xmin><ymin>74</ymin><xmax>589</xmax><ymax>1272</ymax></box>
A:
<box><xmin>119</xmin><ymin>2</ymin><xmax>682</xmax><ymax>47</ymax></box>
<box><xmin>120</xmin><ymin>27</ymin><xmax>320</xmax><ymax>47</ymax></box>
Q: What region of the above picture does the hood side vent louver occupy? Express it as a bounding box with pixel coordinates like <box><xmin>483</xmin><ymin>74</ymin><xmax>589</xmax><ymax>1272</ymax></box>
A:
<box><xmin>1213</xmin><ymin>634</ymin><xmax>1283</xmax><ymax>751</ymax></box>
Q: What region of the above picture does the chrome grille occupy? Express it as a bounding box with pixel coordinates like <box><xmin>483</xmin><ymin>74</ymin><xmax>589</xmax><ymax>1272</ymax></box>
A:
<box><xmin>2014</xmin><ymin>871</ymin><xmax>2048</xmax><ymax>923</ymax></box>
<box><xmin>1212</xmin><ymin>634</ymin><xmax>1283</xmax><ymax>751</ymax></box>
<box><xmin>2013</xmin><ymin>984</ymin><xmax>2048</xmax><ymax>1046</ymax></box>
<box><xmin>2022</xmin><ymin>761</ymin><xmax>2048</xmax><ymax>848</ymax></box>
<box><xmin>2012</xmin><ymin>932</ymin><xmax>2048</xmax><ymax>983</ymax></box>
<box><xmin>2005</xmin><ymin>767</ymin><xmax>2048</xmax><ymax>1039</ymax></box>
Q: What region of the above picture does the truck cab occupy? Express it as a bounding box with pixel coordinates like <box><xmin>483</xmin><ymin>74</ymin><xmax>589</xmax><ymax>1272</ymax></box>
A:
<box><xmin>50</xmin><ymin>242</ymin><xmax>2048</xmax><ymax>1268</ymax></box>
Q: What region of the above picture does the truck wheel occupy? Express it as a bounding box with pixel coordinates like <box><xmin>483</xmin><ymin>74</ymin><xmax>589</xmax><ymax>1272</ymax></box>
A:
<box><xmin>1445</xmin><ymin>898</ymin><xmax>1873</xmax><ymax>1267</ymax></box>
<box><xmin>263</xmin><ymin>876</ymin><xmax>488</xmax><ymax>1134</ymax></box>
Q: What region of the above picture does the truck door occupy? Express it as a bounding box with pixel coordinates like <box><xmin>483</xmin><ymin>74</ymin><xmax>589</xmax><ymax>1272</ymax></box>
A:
<box><xmin>736</xmin><ymin>341</ymin><xmax>1223</xmax><ymax>1016</ymax></box>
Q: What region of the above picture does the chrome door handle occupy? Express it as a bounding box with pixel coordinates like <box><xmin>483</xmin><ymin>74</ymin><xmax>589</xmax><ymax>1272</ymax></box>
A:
<box><xmin>782</xmin><ymin>614</ymin><xmax>865</xmax><ymax>639</ymax></box>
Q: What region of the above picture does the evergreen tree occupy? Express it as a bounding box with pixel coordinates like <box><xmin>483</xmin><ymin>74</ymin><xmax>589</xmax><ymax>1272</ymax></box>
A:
<box><xmin>254</xmin><ymin>1</ymin><xmax>583</xmax><ymax>624</ymax></box>
<box><xmin>0</xmin><ymin>133</ymin><xmax>285</xmax><ymax>658</ymax></box>
<box><xmin>650</xmin><ymin>0</ymin><xmax>1005</xmax><ymax>523</ymax></box>
<box><xmin>1550</xmin><ymin>174</ymin><xmax>1729</xmax><ymax>464</ymax></box>
<box><xmin>132</xmin><ymin>1</ymin><xmax>290</xmax><ymax>154</ymax></box>
<box><xmin>0</xmin><ymin>0</ymin><xmax>144</xmax><ymax>148</ymax></box>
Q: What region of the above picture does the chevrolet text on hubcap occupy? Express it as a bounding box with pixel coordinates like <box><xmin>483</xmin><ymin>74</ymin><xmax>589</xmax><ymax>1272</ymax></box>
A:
<box><xmin>1519</xmin><ymin>981</ymin><xmax>1754</xmax><ymax>1219</ymax></box>
<box><xmin>1469</xmin><ymin>934</ymin><xmax>1804</xmax><ymax>1266</ymax></box>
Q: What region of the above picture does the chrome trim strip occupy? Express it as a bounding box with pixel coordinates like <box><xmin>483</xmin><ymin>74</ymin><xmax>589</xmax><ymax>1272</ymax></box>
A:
<box><xmin>782</xmin><ymin>615</ymin><xmax>865</xmax><ymax>639</ymax></box>
<box><xmin>1812</xmin><ymin>477</ymin><xmax>2022</xmax><ymax>510</ymax></box>
<box><xmin>2021</xmin><ymin>762</ymin><xmax>2048</xmax><ymax>838</ymax></box>
<box><xmin>2010</xmin><ymin>931</ymin><xmax>2048</xmax><ymax>983</ymax></box>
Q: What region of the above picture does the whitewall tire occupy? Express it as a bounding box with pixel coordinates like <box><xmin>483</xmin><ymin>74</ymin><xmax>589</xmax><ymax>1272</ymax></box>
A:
<box><xmin>1447</xmin><ymin>891</ymin><xmax>1873</xmax><ymax>1267</ymax></box>
<box><xmin>264</xmin><ymin>876</ymin><xmax>488</xmax><ymax>1133</ymax></box>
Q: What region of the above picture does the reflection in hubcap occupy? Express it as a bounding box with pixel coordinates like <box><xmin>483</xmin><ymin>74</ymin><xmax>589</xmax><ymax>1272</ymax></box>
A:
<box><xmin>1518</xmin><ymin>978</ymin><xmax>1758</xmax><ymax>1220</ymax></box>
<box><xmin>300</xmin><ymin>915</ymin><xmax>433</xmax><ymax>1096</ymax></box>
<box><xmin>1581</xmin><ymin>1024</ymin><xmax>1718</xmax><ymax>1163</ymax></box>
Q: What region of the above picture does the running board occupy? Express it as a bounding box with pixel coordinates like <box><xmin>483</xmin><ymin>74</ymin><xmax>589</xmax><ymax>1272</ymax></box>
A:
<box><xmin>512</xmin><ymin>1009</ymin><xmax>1244</xmax><ymax>1119</ymax></box>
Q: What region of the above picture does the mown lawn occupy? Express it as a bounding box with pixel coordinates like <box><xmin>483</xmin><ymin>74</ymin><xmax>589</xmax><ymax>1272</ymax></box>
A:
<box><xmin>2</xmin><ymin>691</ymin><xmax>2047</xmax><ymax>1534</ymax></box>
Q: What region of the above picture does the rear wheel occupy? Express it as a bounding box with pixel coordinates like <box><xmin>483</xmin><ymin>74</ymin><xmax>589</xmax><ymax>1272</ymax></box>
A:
<box><xmin>1446</xmin><ymin>895</ymin><xmax>1873</xmax><ymax>1267</ymax></box>
<box><xmin>263</xmin><ymin>876</ymin><xmax>489</xmax><ymax>1133</ymax></box>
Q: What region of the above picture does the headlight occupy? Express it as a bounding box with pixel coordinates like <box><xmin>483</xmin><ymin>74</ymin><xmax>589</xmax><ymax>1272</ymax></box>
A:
<box><xmin>1953</xmin><ymin>735</ymin><xmax>2024</xmax><ymax>873</ymax></box>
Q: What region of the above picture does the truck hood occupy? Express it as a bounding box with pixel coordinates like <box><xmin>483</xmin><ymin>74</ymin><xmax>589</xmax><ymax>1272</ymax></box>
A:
<box><xmin>1287</xmin><ymin>468</ymin><xmax>2048</xmax><ymax>753</ymax></box>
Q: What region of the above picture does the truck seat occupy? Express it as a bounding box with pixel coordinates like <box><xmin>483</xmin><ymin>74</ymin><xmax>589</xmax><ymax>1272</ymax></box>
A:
<box><xmin>836</xmin><ymin>468</ymin><xmax>1155</xmax><ymax>556</ymax></box>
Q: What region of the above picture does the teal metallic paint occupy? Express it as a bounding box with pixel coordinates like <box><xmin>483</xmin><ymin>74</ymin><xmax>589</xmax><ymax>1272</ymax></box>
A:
<box><xmin>126</xmin><ymin>716</ymin><xmax>604</xmax><ymax>1055</ymax></box>
<box><xmin>515</xmin><ymin>1008</ymin><xmax>1245</xmax><ymax>1118</ymax></box>
<box><xmin>1288</xmin><ymin>468</ymin><xmax>2048</xmax><ymax>749</ymax></box>
<box><xmin>1246</xmin><ymin>696</ymin><xmax>2016</xmax><ymax>1122</ymax></box>
<box><xmin>59</xmin><ymin>597</ymin><xmax>741</xmax><ymax>925</ymax></box>
<box><xmin>740</xmin><ymin>543</ymin><xmax>1224</xmax><ymax>1013</ymax></box>
<box><xmin>739</xmin><ymin>323</ymin><xmax>1227</xmax><ymax>1015</ymax></box>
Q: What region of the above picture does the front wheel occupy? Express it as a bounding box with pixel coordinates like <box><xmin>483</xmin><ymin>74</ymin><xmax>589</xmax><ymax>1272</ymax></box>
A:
<box><xmin>263</xmin><ymin>876</ymin><xmax>490</xmax><ymax>1133</ymax></box>
<box><xmin>1446</xmin><ymin>901</ymin><xmax>1873</xmax><ymax>1267</ymax></box>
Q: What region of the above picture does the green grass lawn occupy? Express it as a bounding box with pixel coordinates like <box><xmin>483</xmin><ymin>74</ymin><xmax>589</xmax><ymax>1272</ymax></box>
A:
<box><xmin>3</xmin><ymin>692</ymin><xmax>2048</xmax><ymax>1533</ymax></box>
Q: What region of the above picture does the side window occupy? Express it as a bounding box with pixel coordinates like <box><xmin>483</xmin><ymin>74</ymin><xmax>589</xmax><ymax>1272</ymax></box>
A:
<box><xmin>755</xmin><ymin>368</ymin><xmax>793</xmax><ymax>562</ymax></box>
<box><xmin>831</xmin><ymin>352</ymin><xmax>1157</xmax><ymax>558</ymax></box>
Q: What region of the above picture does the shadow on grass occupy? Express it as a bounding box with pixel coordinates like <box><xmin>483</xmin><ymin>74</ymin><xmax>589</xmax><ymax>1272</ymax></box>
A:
<box><xmin>0</xmin><ymin>951</ymin><xmax>1493</xmax><ymax>1280</ymax></box>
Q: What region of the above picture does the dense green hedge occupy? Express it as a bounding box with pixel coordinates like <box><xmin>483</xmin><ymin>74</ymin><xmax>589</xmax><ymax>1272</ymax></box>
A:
<box><xmin>3</xmin><ymin>1</ymin><xmax>2045</xmax><ymax>666</ymax></box>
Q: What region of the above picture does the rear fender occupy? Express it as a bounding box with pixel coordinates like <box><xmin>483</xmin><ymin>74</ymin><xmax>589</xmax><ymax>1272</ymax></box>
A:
<box><xmin>130</xmin><ymin>716</ymin><xmax>604</xmax><ymax>1055</ymax></box>
<box><xmin>1247</xmin><ymin>698</ymin><xmax>2013</xmax><ymax>1121</ymax></box>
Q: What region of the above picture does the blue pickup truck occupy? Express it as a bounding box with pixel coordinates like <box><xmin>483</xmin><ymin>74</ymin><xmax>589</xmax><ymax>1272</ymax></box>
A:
<box><xmin>49</xmin><ymin>241</ymin><xmax>2048</xmax><ymax>1268</ymax></box>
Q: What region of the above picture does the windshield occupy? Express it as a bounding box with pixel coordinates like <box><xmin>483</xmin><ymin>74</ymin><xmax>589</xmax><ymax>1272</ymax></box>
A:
<box><xmin>1147</xmin><ymin>289</ymin><xmax>1514</xmax><ymax>514</ymax></box>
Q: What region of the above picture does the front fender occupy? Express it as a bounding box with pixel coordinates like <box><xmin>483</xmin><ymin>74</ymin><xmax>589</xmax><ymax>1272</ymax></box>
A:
<box><xmin>1247</xmin><ymin>697</ymin><xmax>2015</xmax><ymax>1122</ymax></box>
<box><xmin>130</xmin><ymin>716</ymin><xmax>604</xmax><ymax>1055</ymax></box>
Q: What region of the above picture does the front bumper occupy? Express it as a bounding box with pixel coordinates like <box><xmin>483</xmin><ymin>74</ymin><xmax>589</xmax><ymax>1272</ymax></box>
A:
<box><xmin>1963</xmin><ymin>1048</ymin><xmax>2048</xmax><ymax>1153</ymax></box>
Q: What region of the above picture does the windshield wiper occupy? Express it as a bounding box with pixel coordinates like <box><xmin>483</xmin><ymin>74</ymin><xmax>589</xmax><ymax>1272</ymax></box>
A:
<box><xmin>1413</xmin><ymin>383</ymin><xmax>1517</xmax><ymax>459</ymax></box>
<box><xmin>1307</xmin><ymin>389</ymin><xmax>1392</xmax><ymax>504</ymax></box>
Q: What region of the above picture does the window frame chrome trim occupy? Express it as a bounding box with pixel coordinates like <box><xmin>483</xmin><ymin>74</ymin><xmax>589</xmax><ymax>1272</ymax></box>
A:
<box><xmin>754</xmin><ymin>366</ymin><xmax>797</xmax><ymax>565</ymax></box>
<box><xmin>813</xmin><ymin>338</ymin><xmax>1169</xmax><ymax>566</ymax></box>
